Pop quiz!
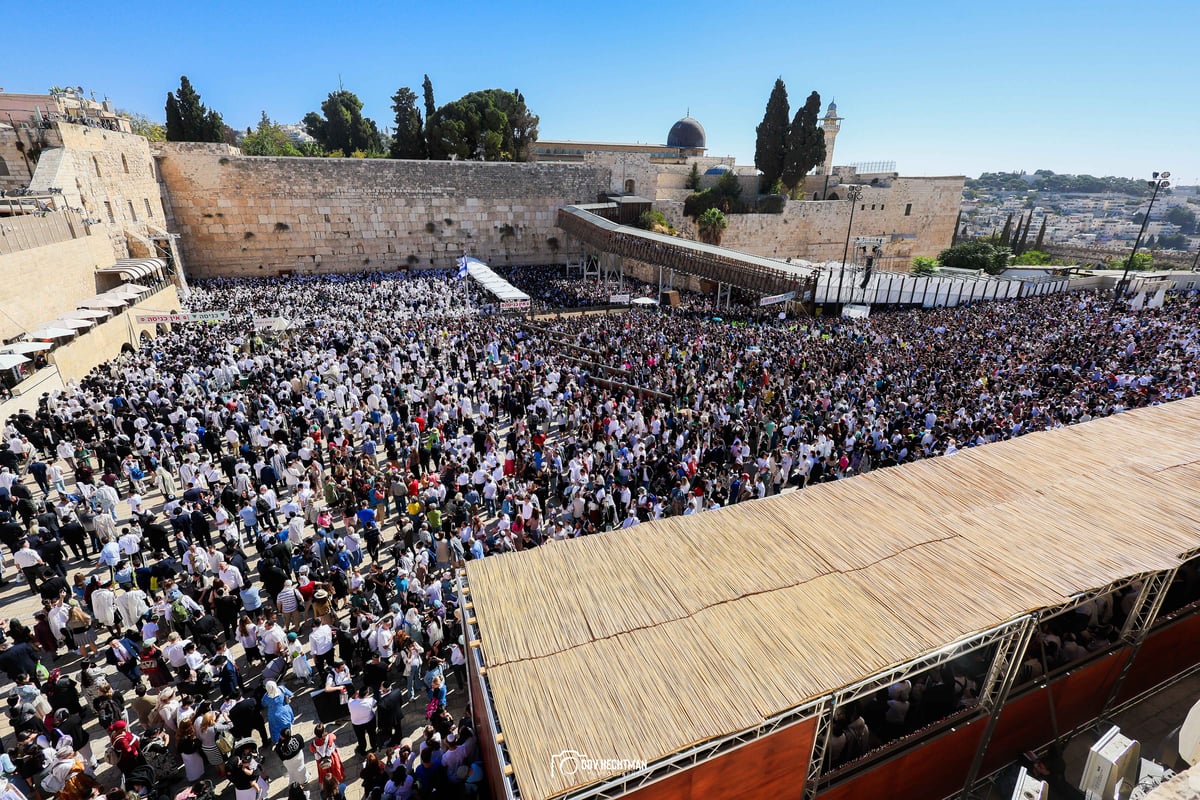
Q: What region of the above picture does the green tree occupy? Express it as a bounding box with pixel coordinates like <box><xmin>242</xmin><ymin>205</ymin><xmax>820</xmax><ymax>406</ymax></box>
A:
<box><xmin>754</xmin><ymin>78</ymin><xmax>789</xmax><ymax>193</ymax></box>
<box><xmin>426</xmin><ymin>89</ymin><xmax>539</xmax><ymax>161</ymax></box>
<box><xmin>1034</xmin><ymin>215</ymin><xmax>1048</xmax><ymax>250</ymax></box>
<box><xmin>637</xmin><ymin>209</ymin><xmax>675</xmax><ymax>234</ymax></box>
<box><xmin>685</xmin><ymin>162</ymin><xmax>701</xmax><ymax>191</ymax></box>
<box><xmin>937</xmin><ymin>240</ymin><xmax>1010</xmax><ymax>275</ymax></box>
<box><xmin>1011</xmin><ymin>250</ymin><xmax>1055</xmax><ymax>266</ymax></box>
<box><xmin>304</xmin><ymin>89</ymin><xmax>383</xmax><ymax>157</ymax></box>
<box><xmin>1165</xmin><ymin>205</ymin><xmax>1198</xmax><ymax>235</ymax></box>
<box><xmin>781</xmin><ymin>91</ymin><xmax>825</xmax><ymax>191</ymax></box>
<box><xmin>911</xmin><ymin>256</ymin><xmax>939</xmax><ymax>275</ymax></box>
<box><xmin>1155</xmin><ymin>232</ymin><xmax>1189</xmax><ymax>249</ymax></box>
<box><xmin>241</xmin><ymin>112</ymin><xmax>301</xmax><ymax>157</ymax></box>
<box><xmin>120</xmin><ymin>110</ymin><xmax>165</xmax><ymax>141</ymax></box>
<box><xmin>1104</xmin><ymin>252</ymin><xmax>1154</xmax><ymax>271</ymax></box>
<box><xmin>422</xmin><ymin>75</ymin><xmax>440</xmax><ymax>159</ymax></box>
<box><xmin>697</xmin><ymin>207</ymin><xmax>728</xmax><ymax>245</ymax></box>
<box><xmin>165</xmin><ymin>76</ymin><xmax>226</xmax><ymax>143</ymax></box>
<box><xmin>389</xmin><ymin>87</ymin><xmax>426</xmax><ymax>159</ymax></box>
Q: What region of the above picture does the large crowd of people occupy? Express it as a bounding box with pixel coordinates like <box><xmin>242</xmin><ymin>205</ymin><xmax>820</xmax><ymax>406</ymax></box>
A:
<box><xmin>0</xmin><ymin>267</ymin><xmax>1198</xmax><ymax>800</ymax></box>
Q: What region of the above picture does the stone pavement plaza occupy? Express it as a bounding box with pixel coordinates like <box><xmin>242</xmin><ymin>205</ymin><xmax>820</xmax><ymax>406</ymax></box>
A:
<box><xmin>0</xmin><ymin>463</ymin><xmax>467</xmax><ymax>800</ymax></box>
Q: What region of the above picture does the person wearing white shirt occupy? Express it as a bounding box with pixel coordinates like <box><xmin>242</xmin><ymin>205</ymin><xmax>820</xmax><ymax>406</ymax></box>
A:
<box><xmin>309</xmin><ymin>620</ymin><xmax>335</xmax><ymax>674</ymax></box>
<box><xmin>218</xmin><ymin>562</ymin><xmax>244</xmax><ymax>592</ymax></box>
<box><xmin>347</xmin><ymin>687</ymin><xmax>377</xmax><ymax>754</ymax></box>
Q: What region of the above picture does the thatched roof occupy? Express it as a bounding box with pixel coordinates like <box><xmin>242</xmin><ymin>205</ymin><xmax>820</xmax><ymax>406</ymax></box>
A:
<box><xmin>466</xmin><ymin>398</ymin><xmax>1200</xmax><ymax>800</ymax></box>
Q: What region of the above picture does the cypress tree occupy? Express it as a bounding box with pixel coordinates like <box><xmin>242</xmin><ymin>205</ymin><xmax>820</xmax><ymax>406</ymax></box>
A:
<box><xmin>781</xmin><ymin>91</ymin><xmax>826</xmax><ymax>192</ymax></box>
<box><xmin>1034</xmin><ymin>216</ymin><xmax>1048</xmax><ymax>251</ymax></box>
<box><xmin>164</xmin><ymin>76</ymin><xmax>226</xmax><ymax>143</ymax></box>
<box><xmin>422</xmin><ymin>75</ymin><xmax>441</xmax><ymax>159</ymax></box>
<box><xmin>1017</xmin><ymin>213</ymin><xmax>1032</xmax><ymax>254</ymax></box>
<box><xmin>999</xmin><ymin>213</ymin><xmax>1013</xmax><ymax>245</ymax></box>
<box><xmin>754</xmin><ymin>78</ymin><xmax>790</xmax><ymax>192</ymax></box>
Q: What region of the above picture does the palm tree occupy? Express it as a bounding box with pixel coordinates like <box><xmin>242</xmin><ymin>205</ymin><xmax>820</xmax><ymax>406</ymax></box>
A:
<box><xmin>697</xmin><ymin>208</ymin><xmax>728</xmax><ymax>245</ymax></box>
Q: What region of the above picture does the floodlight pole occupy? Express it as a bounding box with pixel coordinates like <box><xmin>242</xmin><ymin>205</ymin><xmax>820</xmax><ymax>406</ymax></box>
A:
<box><xmin>837</xmin><ymin>185</ymin><xmax>863</xmax><ymax>309</ymax></box>
<box><xmin>1112</xmin><ymin>172</ymin><xmax>1169</xmax><ymax>312</ymax></box>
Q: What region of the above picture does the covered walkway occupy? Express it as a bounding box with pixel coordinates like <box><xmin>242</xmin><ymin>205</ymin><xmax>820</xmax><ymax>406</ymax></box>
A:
<box><xmin>556</xmin><ymin>203</ymin><xmax>815</xmax><ymax>298</ymax></box>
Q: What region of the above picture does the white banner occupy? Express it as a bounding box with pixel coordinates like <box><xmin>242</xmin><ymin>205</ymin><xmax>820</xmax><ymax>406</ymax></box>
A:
<box><xmin>500</xmin><ymin>300</ymin><xmax>531</xmax><ymax>311</ymax></box>
<box><xmin>135</xmin><ymin>310</ymin><xmax>231</xmax><ymax>325</ymax></box>
<box><xmin>187</xmin><ymin>310</ymin><xmax>230</xmax><ymax>322</ymax></box>
<box><xmin>759</xmin><ymin>290</ymin><xmax>796</xmax><ymax>306</ymax></box>
<box><xmin>609</xmin><ymin>293</ymin><xmax>631</xmax><ymax>304</ymax></box>
<box><xmin>842</xmin><ymin>304</ymin><xmax>871</xmax><ymax>319</ymax></box>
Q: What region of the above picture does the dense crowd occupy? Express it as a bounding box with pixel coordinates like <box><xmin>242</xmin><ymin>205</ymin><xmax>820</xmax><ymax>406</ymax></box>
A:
<box><xmin>0</xmin><ymin>268</ymin><xmax>1198</xmax><ymax>800</ymax></box>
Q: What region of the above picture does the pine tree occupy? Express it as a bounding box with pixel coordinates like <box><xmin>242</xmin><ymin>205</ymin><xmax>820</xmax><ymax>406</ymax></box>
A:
<box><xmin>304</xmin><ymin>90</ymin><xmax>383</xmax><ymax>157</ymax></box>
<box><xmin>686</xmin><ymin>162</ymin><xmax>701</xmax><ymax>191</ymax></box>
<box><xmin>1034</xmin><ymin>216</ymin><xmax>1048</xmax><ymax>251</ymax></box>
<box><xmin>754</xmin><ymin>78</ymin><xmax>789</xmax><ymax>193</ymax></box>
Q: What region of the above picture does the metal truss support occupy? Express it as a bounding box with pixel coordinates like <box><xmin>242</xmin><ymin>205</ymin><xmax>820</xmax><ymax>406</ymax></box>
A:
<box><xmin>960</xmin><ymin>614</ymin><xmax>1038</xmax><ymax>799</ymax></box>
<box><xmin>1099</xmin><ymin>565</ymin><xmax>1180</xmax><ymax>719</ymax></box>
<box><xmin>802</xmin><ymin>698</ymin><xmax>835</xmax><ymax>800</ymax></box>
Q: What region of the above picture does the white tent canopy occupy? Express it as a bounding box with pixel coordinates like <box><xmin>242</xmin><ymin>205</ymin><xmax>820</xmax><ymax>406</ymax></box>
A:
<box><xmin>460</xmin><ymin>256</ymin><xmax>530</xmax><ymax>302</ymax></box>
<box><xmin>0</xmin><ymin>341</ymin><xmax>53</xmax><ymax>354</ymax></box>
<box><xmin>0</xmin><ymin>353</ymin><xmax>30</xmax><ymax>370</ymax></box>
<box><xmin>69</xmin><ymin>308</ymin><xmax>110</xmax><ymax>319</ymax></box>
<box><xmin>43</xmin><ymin>318</ymin><xmax>95</xmax><ymax>329</ymax></box>
<box><xmin>25</xmin><ymin>327</ymin><xmax>76</xmax><ymax>340</ymax></box>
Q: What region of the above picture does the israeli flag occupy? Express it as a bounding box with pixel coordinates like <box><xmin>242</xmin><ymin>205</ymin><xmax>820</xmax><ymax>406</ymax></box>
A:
<box><xmin>456</xmin><ymin>256</ymin><xmax>469</xmax><ymax>280</ymax></box>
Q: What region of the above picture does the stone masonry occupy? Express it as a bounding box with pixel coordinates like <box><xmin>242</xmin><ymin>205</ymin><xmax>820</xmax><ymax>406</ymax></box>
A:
<box><xmin>155</xmin><ymin>144</ymin><xmax>612</xmax><ymax>277</ymax></box>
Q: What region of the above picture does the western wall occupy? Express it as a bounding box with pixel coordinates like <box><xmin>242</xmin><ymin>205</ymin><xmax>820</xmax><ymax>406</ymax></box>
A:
<box><xmin>154</xmin><ymin>144</ymin><xmax>613</xmax><ymax>277</ymax></box>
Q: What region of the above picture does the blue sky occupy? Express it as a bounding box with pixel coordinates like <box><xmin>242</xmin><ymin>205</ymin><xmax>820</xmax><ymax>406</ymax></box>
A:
<box><xmin>8</xmin><ymin>0</ymin><xmax>1199</xmax><ymax>183</ymax></box>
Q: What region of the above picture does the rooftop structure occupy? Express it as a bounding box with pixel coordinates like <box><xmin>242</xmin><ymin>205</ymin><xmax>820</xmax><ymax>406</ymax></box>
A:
<box><xmin>464</xmin><ymin>397</ymin><xmax>1200</xmax><ymax>800</ymax></box>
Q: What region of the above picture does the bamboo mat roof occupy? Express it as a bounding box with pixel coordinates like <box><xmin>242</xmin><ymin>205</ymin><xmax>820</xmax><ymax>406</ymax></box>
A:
<box><xmin>466</xmin><ymin>398</ymin><xmax>1200</xmax><ymax>800</ymax></box>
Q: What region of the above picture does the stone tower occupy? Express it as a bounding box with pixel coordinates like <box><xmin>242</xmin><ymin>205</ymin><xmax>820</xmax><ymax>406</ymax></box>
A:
<box><xmin>819</xmin><ymin>100</ymin><xmax>842</xmax><ymax>176</ymax></box>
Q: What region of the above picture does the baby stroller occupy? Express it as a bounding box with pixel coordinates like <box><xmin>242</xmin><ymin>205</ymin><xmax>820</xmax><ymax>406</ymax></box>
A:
<box><xmin>262</xmin><ymin>655</ymin><xmax>289</xmax><ymax>684</ymax></box>
<box><xmin>123</xmin><ymin>763</ymin><xmax>158</xmax><ymax>799</ymax></box>
<box><xmin>227</xmin><ymin>737</ymin><xmax>262</xmax><ymax>774</ymax></box>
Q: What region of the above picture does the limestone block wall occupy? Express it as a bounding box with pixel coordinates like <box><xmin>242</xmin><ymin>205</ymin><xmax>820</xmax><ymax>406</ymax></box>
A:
<box><xmin>155</xmin><ymin>146</ymin><xmax>611</xmax><ymax>277</ymax></box>
<box><xmin>0</xmin><ymin>230</ymin><xmax>115</xmax><ymax>342</ymax></box>
<box><xmin>28</xmin><ymin>122</ymin><xmax>168</xmax><ymax>260</ymax></box>
<box><xmin>657</xmin><ymin>176</ymin><xmax>964</xmax><ymax>271</ymax></box>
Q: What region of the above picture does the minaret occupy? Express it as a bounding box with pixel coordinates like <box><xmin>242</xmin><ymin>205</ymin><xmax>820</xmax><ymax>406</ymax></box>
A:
<box><xmin>819</xmin><ymin>100</ymin><xmax>842</xmax><ymax>176</ymax></box>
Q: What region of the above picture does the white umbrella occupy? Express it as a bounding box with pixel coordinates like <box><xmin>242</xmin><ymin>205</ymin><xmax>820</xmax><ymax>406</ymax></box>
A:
<box><xmin>70</xmin><ymin>308</ymin><xmax>110</xmax><ymax>319</ymax></box>
<box><xmin>118</xmin><ymin>283</ymin><xmax>151</xmax><ymax>293</ymax></box>
<box><xmin>79</xmin><ymin>296</ymin><xmax>129</xmax><ymax>309</ymax></box>
<box><xmin>0</xmin><ymin>353</ymin><xmax>30</xmax><ymax>370</ymax></box>
<box><xmin>0</xmin><ymin>341</ymin><xmax>53</xmax><ymax>354</ymax></box>
<box><xmin>44</xmin><ymin>318</ymin><xmax>95</xmax><ymax>329</ymax></box>
<box><xmin>631</xmin><ymin>297</ymin><xmax>659</xmax><ymax>306</ymax></box>
<box><xmin>25</xmin><ymin>327</ymin><xmax>76</xmax><ymax>339</ymax></box>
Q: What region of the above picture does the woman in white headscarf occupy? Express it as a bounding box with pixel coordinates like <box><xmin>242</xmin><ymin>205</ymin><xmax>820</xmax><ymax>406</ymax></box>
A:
<box><xmin>262</xmin><ymin>680</ymin><xmax>294</xmax><ymax>743</ymax></box>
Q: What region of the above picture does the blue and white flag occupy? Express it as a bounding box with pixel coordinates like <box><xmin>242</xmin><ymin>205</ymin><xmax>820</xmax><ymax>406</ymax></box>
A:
<box><xmin>456</xmin><ymin>256</ymin><xmax>469</xmax><ymax>280</ymax></box>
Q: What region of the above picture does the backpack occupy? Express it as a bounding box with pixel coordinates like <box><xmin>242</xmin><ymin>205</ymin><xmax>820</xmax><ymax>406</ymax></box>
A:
<box><xmin>171</xmin><ymin>597</ymin><xmax>190</xmax><ymax>623</ymax></box>
<box><xmin>256</xmin><ymin>496</ymin><xmax>271</xmax><ymax>514</ymax></box>
<box><xmin>96</xmin><ymin>695</ymin><xmax>120</xmax><ymax>730</ymax></box>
